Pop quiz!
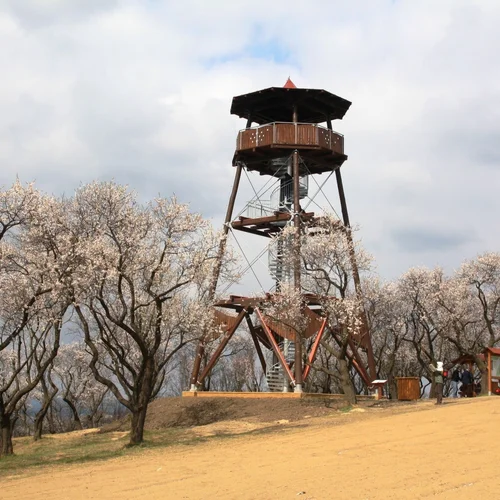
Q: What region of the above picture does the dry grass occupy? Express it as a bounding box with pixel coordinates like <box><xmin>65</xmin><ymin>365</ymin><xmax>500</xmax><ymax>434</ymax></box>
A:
<box><xmin>0</xmin><ymin>427</ymin><xmax>193</xmax><ymax>477</ymax></box>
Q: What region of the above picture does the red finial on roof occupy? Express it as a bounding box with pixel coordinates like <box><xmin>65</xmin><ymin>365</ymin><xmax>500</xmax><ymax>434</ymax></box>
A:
<box><xmin>283</xmin><ymin>77</ymin><xmax>297</xmax><ymax>89</ymax></box>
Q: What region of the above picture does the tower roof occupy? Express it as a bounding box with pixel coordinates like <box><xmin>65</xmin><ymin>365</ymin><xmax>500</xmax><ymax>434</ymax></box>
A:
<box><xmin>231</xmin><ymin>83</ymin><xmax>351</xmax><ymax>125</ymax></box>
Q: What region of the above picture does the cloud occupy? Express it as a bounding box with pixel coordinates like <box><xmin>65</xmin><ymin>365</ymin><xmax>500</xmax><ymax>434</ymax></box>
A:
<box><xmin>391</xmin><ymin>227</ymin><xmax>471</xmax><ymax>253</ymax></box>
<box><xmin>0</xmin><ymin>0</ymin><xmax>499</xmax><ymax>284</ymax></box>
<box><xmin>2</xmin><ymin>0</ymin><xmax>119</xmax><ymax>29</ymax></box>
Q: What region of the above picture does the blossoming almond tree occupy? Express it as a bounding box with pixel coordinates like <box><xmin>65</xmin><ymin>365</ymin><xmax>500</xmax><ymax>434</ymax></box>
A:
<box><xmin>0</xmin><ymin>309</ymin><xmax>66</xmax><ymax>455</ymax></box>
<box><xmin>458</xmin><ymin>253</ymin><xmax>500</xmax><ymax>348</ymax></box>
<box><xmin>265</xmin><ymin>215</ymin><xmax>373</xmax><ymax>401</ymax></box>
<box><xmin>70</xmin><ymin>182</ymin><xmax>234</xmax><ymax>446</ymax></box>
<box><xmin>31</xmin><ymin>359</ymin><xmax>59</xmax><ymax>441</ymax></box>
<box><xmin>0</xmin><ymin>181</ymin><xmax>47</xmax><ymax>352</ymax></box>
<box><xmin>0</xmin><ymin>180</ymin><xmax>40</xmax><ymax>243</ymax></box>
<box><xmin>53</xmin><ymin>342</ymin><xmax>110</xmax><ymax>431</ymax></box>
<box><xmin>0</xmin><ymin>183</ymin><xmax>73</xmax><ymax>455</ymax></box>
<box><xmin>364</xmin><ymin>279</ymin><xmax>420</xmax><ymax>398</ymax></box>
<box><xmin>394</xmin><ymin>266</ymin><xmax>457</xmax><ymax>398</ymax></box>
<box><xmin>428</xmin><ymin>253</ymin><xmax>500</xmax><ymax>394</ymax></box>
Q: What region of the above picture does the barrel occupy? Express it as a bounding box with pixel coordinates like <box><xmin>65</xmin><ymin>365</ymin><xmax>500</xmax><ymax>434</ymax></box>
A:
<box><xmin>395</xmin><ymin>377</ymin><xmax>420</xmax><ymax>400</ymax></box>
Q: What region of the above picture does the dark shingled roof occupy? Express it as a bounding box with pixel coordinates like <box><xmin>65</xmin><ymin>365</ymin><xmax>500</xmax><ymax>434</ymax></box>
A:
<box><xmin>231</xmin><ymin>86</ymin><xmax>351</xmax><ymax>125</ymax></box>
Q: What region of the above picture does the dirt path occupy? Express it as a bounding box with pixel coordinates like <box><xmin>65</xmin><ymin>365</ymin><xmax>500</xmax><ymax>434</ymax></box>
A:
<box><xmin>3</xmin><ymin>397</ymin><xmax>499</xmax><ymax>500</ymax></box>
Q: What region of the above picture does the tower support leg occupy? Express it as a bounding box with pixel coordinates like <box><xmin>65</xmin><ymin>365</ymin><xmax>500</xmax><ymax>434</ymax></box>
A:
<box><xmin>189</xmin><ymin>163</ymin><xmax>243</xmax><ymax>390</ymax></box>
<box><xmin>335</xmin><ymin>167</ymin><xmax>378</xmax><ymax>387</ymax></box>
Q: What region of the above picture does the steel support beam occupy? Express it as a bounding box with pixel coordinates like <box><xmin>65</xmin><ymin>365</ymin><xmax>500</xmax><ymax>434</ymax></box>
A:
<box><xmin>246</xmin><ymin>315</ymin><xmax>267</xmax><ymax>375</ymax></box>
<box><xmin>197</xmin><ymin>309</ymin><xmax>246</xmax><ymax>386</ymax></box>
<box><xmin>302</xmin><ymin>318</ymin><xmax>327</xmax><ymax>381</ymax></box>
<box><xmin>255</xmin><ymin>308</ymin><xmax>295</xmax><ymax>386</ymax></box>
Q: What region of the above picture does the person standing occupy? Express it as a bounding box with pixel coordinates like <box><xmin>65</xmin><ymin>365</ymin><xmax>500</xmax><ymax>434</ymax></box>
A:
<box><xmin>436</xmin><ymin>362</ymin><xmax>444</xmax><ymax>404</ymax></box>
<box><xmin>461</xmin><ymin>367</ymin><xmax>473</xmax><ymax>397</ymax></box>
<box><xmin>432</xmin><ymin>361</ymin><xmax>444</xmax><ymax>404</ymax></box>
<box><xmin>451</xmin><ymin>367</ymin><xmax>461</xmax><ymax>398</ymax></box>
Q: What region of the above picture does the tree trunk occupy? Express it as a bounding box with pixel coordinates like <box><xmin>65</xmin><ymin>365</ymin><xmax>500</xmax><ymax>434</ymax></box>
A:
<box><xmin>388</xmin><ymin>375</ymin><xmax>398</xmax><ymax>400</ymax></box>
<box><xmin>1</xmin><ymin>413</ymin><xmax>14</xmax><ymax>456</ymax></box>
<box><xmin>339</xmin><ymin>358</ymin><xmax>357</xmax><ymax>405</ymax></box>
<box><xmin>63</xmin><ymin>398</ymin><xmax>83</xmax><ymax>431</ymax></box>
<box><xmin>475</xmin><ymin>356</ymin><xmax>489</xmax><ymax>396</ymax></box>
<box><xmin>480</xmin><ymin>367</ymin><xmax>488</xmax><ymax>396</ymax></box>
<box><xmin>34</xmin><ymin>390</ymin><xmax>56</xmax><ymax>441</ymax></box>
<box><xmin>33</xmin><ymin>403</ymin><xmax>50</xmax><ymax>441</ymax></box>
<box><xmin>129</xmin><ymin>405</ymin><xmax>148</xmax><ymax>446</ymax></box>
<box><xmin>33</xmin><ymin>414</ymin><xmax>44</xmax><ymax>441</ymax></box>
<box><xmin>129</xmin><ymin>364</ymin><xmax>155</xmax><ymax>446</ymax></box>
<box><xmin>47</xmin><ymin>405</ymin><xmax>57</xmax><ymax>434</ymax></box>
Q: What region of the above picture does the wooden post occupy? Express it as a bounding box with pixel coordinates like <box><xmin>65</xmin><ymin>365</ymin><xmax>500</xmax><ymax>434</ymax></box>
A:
<box><xmin>488</xmin><ymin>350</ymin><xmax>492</xmax><ymax>396</ymax></box>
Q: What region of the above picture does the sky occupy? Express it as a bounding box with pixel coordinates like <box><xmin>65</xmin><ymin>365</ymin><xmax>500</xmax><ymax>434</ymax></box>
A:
<box><xmin>1</xmin><ymin>0</ymin><xmax>499</xmax><ymax>286</ymax></box>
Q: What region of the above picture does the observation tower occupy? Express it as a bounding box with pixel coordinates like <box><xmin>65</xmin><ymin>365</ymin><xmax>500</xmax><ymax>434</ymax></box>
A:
<box><xmin>189</xmin><ymin>79</ymin><xmax>377</xmax><ymax>394</ymax></box>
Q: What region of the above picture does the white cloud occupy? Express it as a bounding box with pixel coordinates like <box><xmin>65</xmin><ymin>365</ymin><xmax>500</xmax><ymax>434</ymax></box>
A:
<box><xmin>0</xmin><ymin>0</ymin><xmax>499</xmax><ymax>284</ymax></box>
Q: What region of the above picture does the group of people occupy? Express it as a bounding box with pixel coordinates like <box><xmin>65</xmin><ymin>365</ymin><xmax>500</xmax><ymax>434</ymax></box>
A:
<box><xmin>431</xmin><ymin>362</ymin><xmax>475</xmax><ymax>405</ymax></box>
<box><xmin>450</xmin><ymin>366</ymin><xmax>474</xmax><ymax>398</ymax></box>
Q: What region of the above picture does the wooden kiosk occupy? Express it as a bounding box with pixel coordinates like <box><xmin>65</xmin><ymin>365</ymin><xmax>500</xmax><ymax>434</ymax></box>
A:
<box><xmin>485</xmin><ymin>347</ymin><xmax>500</xmax><ymax>395</ymax></box>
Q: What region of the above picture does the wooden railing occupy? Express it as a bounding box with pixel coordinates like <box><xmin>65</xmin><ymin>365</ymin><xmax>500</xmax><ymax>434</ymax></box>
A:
<box><xmin>236</xmin><ymin>122</ymin><xmax>344</xmax><ymax>154</ymax></box>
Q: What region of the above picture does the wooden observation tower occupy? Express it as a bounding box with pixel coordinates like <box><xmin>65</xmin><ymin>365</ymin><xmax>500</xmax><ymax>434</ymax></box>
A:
<box><xmin>189</xmin><ymin>79</ymin><xmax>377</xmax><ymax>394</ymax></box>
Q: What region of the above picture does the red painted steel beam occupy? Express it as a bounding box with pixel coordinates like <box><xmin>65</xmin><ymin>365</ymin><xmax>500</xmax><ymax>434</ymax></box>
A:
<box><xmin>351</xmin><ymin>358</ymin><xmax>371</xmax><ymax>387</ymax></box>
<box><xmin>197</xmin><ymin>309</ymin><xmax>246</xmax><ymax>385</ymax></box>
<box><xmin>246</xmin><ymin>315</ymin><xmax>267</xmax><ymax>374</ymax></box>
<box><xmin>255</xmin><ymin>308</ymin><xmax>295</xmax><ymax>385</ymax></box>
<box><xmin>347</xmin><ymin>337</ymin><xmax>371</xmax><ymax>386</ymax></box>
<box><xmin>302</xmin><ymin>318</ymin><xmax>327</xmax><ymax>381</ymax></box>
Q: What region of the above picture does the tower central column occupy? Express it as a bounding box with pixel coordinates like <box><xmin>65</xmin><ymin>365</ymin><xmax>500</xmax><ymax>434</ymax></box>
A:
<box><xmin>292</xmin><ymin>149</ymin><xmax>303</xmax><ymax>392</ymax></box>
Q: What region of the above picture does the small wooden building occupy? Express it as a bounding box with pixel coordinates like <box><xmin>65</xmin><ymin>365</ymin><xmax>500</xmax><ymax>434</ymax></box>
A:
<box><xmin>395</xmin><ymin>377</ymin><xmax>420</xmax><ymax>400</ymax></box>
<box><xmin>485</xmin><ymin>347</ymin><xmax>500</xmax><ymax>395</ymax></box>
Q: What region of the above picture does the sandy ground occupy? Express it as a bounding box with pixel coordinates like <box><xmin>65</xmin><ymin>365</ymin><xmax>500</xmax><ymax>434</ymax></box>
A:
<box><xmin>2</xmin><ymin>397</ymin><xmax>499</xmax><ymax>500</ymax></box>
